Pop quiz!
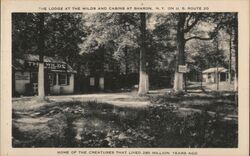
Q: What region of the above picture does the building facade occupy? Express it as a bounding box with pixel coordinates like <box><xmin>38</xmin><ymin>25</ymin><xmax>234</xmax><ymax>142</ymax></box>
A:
<box><xmin>12</xmin><ymin>54</ymin><xmax>76</xmax><ymax>96</ymax></box>
<box><xmin>202</xmin><ymin>67</ymin><xmax>228</xmax><ymax>83</ymax></box>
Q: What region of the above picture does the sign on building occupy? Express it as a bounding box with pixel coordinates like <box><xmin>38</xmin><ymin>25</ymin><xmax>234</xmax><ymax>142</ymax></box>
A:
<box><xmin>15</xmin><ymin>74</ymin><xmax>30</xmax><ymax>80</ymax></box>
<box><xmin>26</xmin><ymin>61</ymin><xmax>67</xmax><ymax>70</ymax></box>
<box><xmin>99</xmin><ymin>77</ymin><xmax>104</xmax><ymax>90</ymax></box>
<box><xmin>45</xmin><ymin>62</ymin><xmax>67</xmax><ymax>70</ymax></box>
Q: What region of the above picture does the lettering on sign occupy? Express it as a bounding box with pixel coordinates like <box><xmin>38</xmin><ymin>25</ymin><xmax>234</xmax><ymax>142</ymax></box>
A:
<box><xmin>15</xmin><ymin>75</ymin><xmax>30</xmax><ymax>80</ymax></box>
<box><xmin>178</xmin><ymin>65</ymin><xmax>188</xmax><ymax>73</ymax></box>
<box><xmin>26</xmin><ymin>61</ymin><xmax>67</xmax><ymax>70</ymax></box>
<box><xmin>44</xmin><ymin>62</ymin><xmax>66</xmax><ymax>70</ymax></box>
<box><xmin>26</xmin><ymin>61</ymin><xmax>39</xmax><ymax>67</ymax></box>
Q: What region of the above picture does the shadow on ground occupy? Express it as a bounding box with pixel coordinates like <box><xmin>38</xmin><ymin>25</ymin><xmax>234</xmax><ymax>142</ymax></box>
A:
<box><xmin>12</xmin><ymin>91</ymin><xmax>238</xmax><ymax>148</ymax></box>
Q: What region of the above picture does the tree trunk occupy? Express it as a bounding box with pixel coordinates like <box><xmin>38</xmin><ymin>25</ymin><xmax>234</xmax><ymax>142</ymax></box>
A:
<box><xmin>174</xmin><ymin>72</ymin><xmax>183</xmax><ymax>91</ymax></box>
<box><xmin>216</xmin><ymin>66</ymin><xmax>219</xmax><ymax>91</ymax></box>
<box><xmin>200</xmin><ymin>70</ymin><xmax>203</xmax><ymax>90</ymax></box>
<box><xmin>228</xmin><ymin>32</ymin><xmax>232</xmax><ymax>83</ymax></box>
<box><xmin>215</xmin><ymin>36</ymin><xmax>220</xmax><ymax>91</ymax></box>
<box><xmin>173</xmin><ymin>13</ymin><xmax>186</xmax><ymax>92</ymax></box>
<box><xmin>184</xmin><ymin>73</ymin><xmax>187</xmax><ymax>92</ymax></box>
<box><xmin>38</xmin><ymin>62</ymin><xmax>45</xmax><ymax>97</ymax></box>
<box><xmin>138</xmin><ymin>13</ymin><xmax>149</xmax><ymax>95</ymax></box>
<box><xmin>233</xmin><ymin>15</ymin><xmax>238</xmax><ymax>91</ymax></box>
<box><xmin>124</xmin><ymin>46</ymin><xmax>129</xmax><ymax>75</ymax></box>
<box><xmin>38</xmin><ymin>13</ymin><xmax>45</xmax><ymax>99</ymax></box>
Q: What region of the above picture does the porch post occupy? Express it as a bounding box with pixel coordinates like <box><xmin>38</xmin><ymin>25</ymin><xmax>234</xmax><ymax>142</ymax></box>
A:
<box><xmin>56</xmin><ymin>73</ymin><xmax>59</xmax><ymax>85</ymax></box>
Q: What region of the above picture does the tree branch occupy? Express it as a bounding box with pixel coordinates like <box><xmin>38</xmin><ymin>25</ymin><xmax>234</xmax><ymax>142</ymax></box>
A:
<box><xmin>185</xmin><ymin>14</ymin><xmax>193</xmax><ymax>29</ymax></box>
<box><xmin>184</xmin><ymin>16</ymin><xmax>200</xmax><ymax>33</ymax></box>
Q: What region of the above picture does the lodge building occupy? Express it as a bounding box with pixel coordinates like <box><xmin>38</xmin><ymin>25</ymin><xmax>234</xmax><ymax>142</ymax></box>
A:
<box><xmin>12</xmin><ymin>54</ymin><xmax>76</xmax><ymax>96</ymax></box>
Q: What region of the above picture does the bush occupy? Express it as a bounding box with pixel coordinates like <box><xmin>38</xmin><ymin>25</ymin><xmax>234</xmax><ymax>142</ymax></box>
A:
<box><xmin>12</xmin><ymin>100</ymin><xmax>238</xmax><ymax>147</ymax></box>
<box><xmin>145</xmin><ymin>105</ymin><xmax>238</xmax><ymax>147</ymax></box>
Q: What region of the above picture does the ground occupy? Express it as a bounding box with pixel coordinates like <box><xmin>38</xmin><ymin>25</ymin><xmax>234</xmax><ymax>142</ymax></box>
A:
<box><xmin>12</xmin><ymin>82</ymin><xmax>238</xmax><ymax>147</ymax></box>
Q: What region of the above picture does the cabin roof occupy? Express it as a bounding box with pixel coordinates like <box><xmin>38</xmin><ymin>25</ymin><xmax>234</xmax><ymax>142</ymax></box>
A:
<box><xmin>12</xmin><ymin>54</ymin><xmax>76</xmax><ymax>73</ymax></box>
<box><xmin>202</xmin><ymin>67</ymin><xmax>228</xmax><ymax>74</ymax></box>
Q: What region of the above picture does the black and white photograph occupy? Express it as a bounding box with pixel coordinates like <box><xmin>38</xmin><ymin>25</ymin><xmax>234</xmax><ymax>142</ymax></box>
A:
<box><xmin>11</xmin><ymin>12</ymin><xmax>239</xmax><ymax>148</ymax></box>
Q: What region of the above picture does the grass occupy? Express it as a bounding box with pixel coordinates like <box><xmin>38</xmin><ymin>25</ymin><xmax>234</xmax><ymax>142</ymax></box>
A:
<box><xmin>149</xmin><ymin>91</ymin><xmax>238</xmax><ymax>115</ymax></box>
<box><xmin>12</xmin><ymin>97</ymin><xmax>238</xmax><ymax>148</ymax></box>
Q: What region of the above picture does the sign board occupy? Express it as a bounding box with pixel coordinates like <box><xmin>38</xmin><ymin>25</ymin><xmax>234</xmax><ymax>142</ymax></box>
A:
<box><xmin>90</xmin><ymin>77</ymin><xmax>95</xmax><ymax>86</ymax></box>
<box><xmin>99</xmin><ymin>77</ymin><xmax>104</xmax><ymax>90</ymax></box>
<box><xmin>15</xmin><ymin>72</ymin><xmax>30</xmax><ymax>80</ymax></box>
<box><xmin>25</xmin><ymin>61</ymin><xmax>67</xmax><ymax>70</ymax></box>
<box><xmin>44</xmin><ymin>62</ymin><xmax>67</xmax><ymax>70</ymax></box>
<box><xmin>15</xmin><ymin>74</ymin><xmax>30</xmax><ymax>80</ymax></box>
<box><xmin>178</xmin><ymin>65</ymin><xmax>188</xmax><ymax>73</ymax></box>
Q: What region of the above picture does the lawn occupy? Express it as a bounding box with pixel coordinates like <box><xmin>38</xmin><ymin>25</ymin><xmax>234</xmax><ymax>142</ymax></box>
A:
<box><xmin>149</xmin><ymin>91</ymin><xmax>238</xmax><ymax>116</ymax></box>
<box><xmin>12</xmin><ymin>91</ymin><xmax>238</xmax><ymax>148</ymax></box>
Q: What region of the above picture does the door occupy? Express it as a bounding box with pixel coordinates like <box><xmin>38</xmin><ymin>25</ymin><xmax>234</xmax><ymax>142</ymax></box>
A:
<box><xmin>220</xmin><ymin>73</ymin><xmax>226</xmax><ymax>82</ymax></box>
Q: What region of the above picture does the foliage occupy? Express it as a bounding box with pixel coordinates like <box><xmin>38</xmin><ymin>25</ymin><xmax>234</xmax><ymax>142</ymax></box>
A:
<box><xmin>145</xmin><ymin>104</ymin><xmax>237</xmax><ymax>147</ymax></box>
<box><xmin>12</xmin><ymin>13</ymin><xmax>86</xmax><ymax>68</ymax></box>
<box><xmin>12</xmin><ymin>13</ymin><xmax>237</xmax><ymax>84</ymax></box>
<box><xmin>148</xmin><ymin>13</ymin><xmax>177</xmax><ymax>72</ymax></box>
<box><xmin>13</xmin><ymin>99</ymin><xmax>238</xmax><ymax>147</ymax></box>
<box><xmin>79</xmin><ymin>13</ymin><xmax>141</xmax><ymax>74</ymax></box>
<box><xmin>187</xmin><ymin>39</ymin><xmax>228</xmax><ymax>73</ymax></box>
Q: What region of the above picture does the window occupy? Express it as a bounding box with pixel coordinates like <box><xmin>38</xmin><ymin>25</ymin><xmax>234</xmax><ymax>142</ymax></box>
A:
<box><xmin>208</xmin><ymin>73</ymin><xmax>211</xmax><ymax>79</ymax></box>
<box><xmin>48</xmin><ymin>73</ymin><xmax>56</xmax><ymax>86</ymax></box>
<box><xmin>59</xmin><ymin>74</ymin><xmax>68</xmax><ymax>85</ymax></box>
<box><xmin>30</xmin><ymin>72</ymin><xmax>38</xmax><ymax>83</ymax></box>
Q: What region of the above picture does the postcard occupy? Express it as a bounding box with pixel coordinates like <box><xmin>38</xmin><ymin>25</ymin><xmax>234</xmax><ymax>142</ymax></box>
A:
<box><xmin>1</xmin><ymin>0</ymin><xmax>249</xmax><ymax>156</ymax></box>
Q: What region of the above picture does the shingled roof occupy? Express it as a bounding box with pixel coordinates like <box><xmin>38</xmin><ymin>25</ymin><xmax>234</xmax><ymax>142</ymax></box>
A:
<box><xmin>12</xmin><ymin>54</ymin><xmax>76</xmax><ymax>73</ymax></box>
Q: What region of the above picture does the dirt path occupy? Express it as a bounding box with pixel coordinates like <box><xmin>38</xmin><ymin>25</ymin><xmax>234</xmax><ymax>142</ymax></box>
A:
<box><xmin>13</xmin><ymin>90</ymin><xmax>237</xmax><ymax>121</ymax></box>
<box><xmin>12</xmin><ymin>92</ymin><xmax>155</xmax><ymax>147</ymax></box>
<box><xmin>13</xmin><ymin>92</ymin><xmax>152</xmax><ymax>111</ymax></box>
<box><xmin>50</xmin><ymin>92</ymin><xmax>151</xmax><ymax>108</ymax></box>
<box><xmin>12</xmin><ymin>91</ymin><xmax>238</xmax><ymax>147</ymax></box>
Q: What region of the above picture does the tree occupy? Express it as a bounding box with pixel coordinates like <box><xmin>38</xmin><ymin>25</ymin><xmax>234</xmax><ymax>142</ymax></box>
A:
<box><xmin>149</xmin><ymin>13</ymin><xmax>177</xmax><ymax>81</ymax></box>
<box><xmin>45</xmin><ymin>13</ymin><xmax>86</xmax><ymax>68</ymax></box>
<box><xmin>80</xmin><ymin>13</ymin><xmax>150</xmax><ymax>95</ymax></box>
<box><xmin>217</xmin><ymin>13</ymin><xmax>238</xmax><ymax>89</ymax></box>
<box><xmin>233</xmin><ymin>15</ymin><xmax>238</xmax><ymax>91</ymax></box>
<box><xmin>12</xmin><ymin>13</ymin><xmax>86</xmax><ymax>96</ymax></box>
<box><xmin>173</xmin><ymin>13</ymin><xmax>217</xmax><ymax>92</ymax></box>
<box><xmin>37</xmin><ymin>13</ymin><xmax>45</xmax><ymax>99</ymax></box>
<box><xmin>80</xmin><ymin>13</ymin><xmax>140</xmax><ymax>74</ymax></box>
<box><xmin>188</xmin><ymin>38</ymin><xmax>228</xmax><ymax>90</ymax></box>
<box><xmin>138</xmin><ymin>13</ymin><xmax>149</xmax><ymax>95</ymax></box>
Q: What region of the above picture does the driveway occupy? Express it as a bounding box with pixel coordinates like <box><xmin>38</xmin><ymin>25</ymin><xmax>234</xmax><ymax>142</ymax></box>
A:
<box><xmin>12</xmin><ymin>92</ymin><xmax>153</xmax><ymax>111</ymax></box>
